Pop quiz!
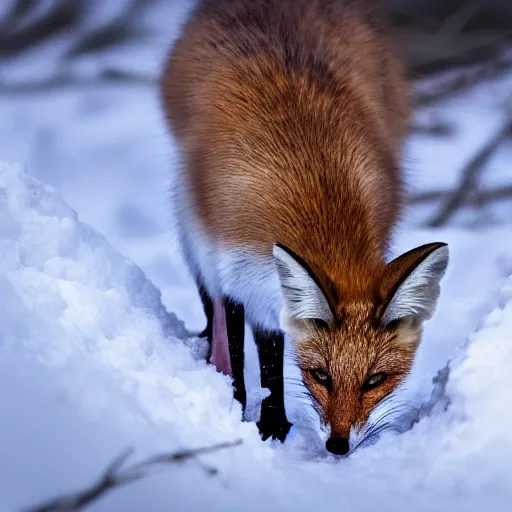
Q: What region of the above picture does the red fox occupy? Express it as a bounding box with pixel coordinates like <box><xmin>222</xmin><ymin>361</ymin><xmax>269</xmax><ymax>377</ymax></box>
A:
<box><xmin>161</xmin><ymin>0</ymin><xmax>449</xmax><ymax>455</ymax></box>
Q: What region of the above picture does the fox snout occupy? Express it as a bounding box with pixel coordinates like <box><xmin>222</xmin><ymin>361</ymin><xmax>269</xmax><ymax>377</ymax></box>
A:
<box><xmin>325</xmin><ymin>436</ymin><xmax>350</xmax><ymax>456</ymax></box>
<box><xmin>325</xmin><ymin>411</ymin><xmax>357</xmax><ymax>456</ymax></box>
<box><xmin>324</xmin><ymin>401</ymin><xmax>366</xmax><ymax>456</ymax></box>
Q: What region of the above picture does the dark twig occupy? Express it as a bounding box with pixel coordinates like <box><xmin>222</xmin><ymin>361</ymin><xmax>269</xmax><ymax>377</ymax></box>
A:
<box><xmin>65</xmin><ymin>0</ymin><xmax>148</xmax><ymax>59</ymax></box>
<box><xmin>0</xmin><ymin>1</ymin><xmax>88</xmax><ymax>58</ymax></box>
<box><xmin>391</xmin><ymin>0</ymin><xmax>512</xmax><ymax>78</ymax></box>
<box><xmin>435</xmin><ymin>1</ymin><xmax>482</xmax><ymax>39</ymax></box>
<box><xmin>24</xmin><ymin>440</ymin><xmax>242</xmax><ymax>512</ymax></box>
<box><xmin>414</xmin><ymin>53</ymin><xmax>512</xmax><ymax>107</ymax></box>
<box><xmin>409</xmin><ymin>119</ymin><xmax>455</xmax><ymax>137</ymax></box>
<box><xmin>0</xmin><ymin>0</ymin><xmax>149</xmax><ymax>61</ymax></box>
<box><xmin>0</xmin><ymin>69</ymin><xmax>154</xmax><ymax>94</ymax></box>
<box><xmin>427</xmin><ymin>118</ymin><xmax>512</xmax><ymax>227</ymax></box>
<box><xmin>409</xmin><ymin>184</ymin><xmax>512</xmax><ymax>206</ymax></box>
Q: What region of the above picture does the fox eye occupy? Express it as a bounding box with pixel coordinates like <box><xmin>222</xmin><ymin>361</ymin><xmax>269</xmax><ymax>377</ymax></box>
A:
<box><xmin>362</xmin><ymin>372</ymin><xmax>388</xmax><ymax>391</ymax></box>
<box><xmin>386</xmin><ymin>317</ymin><xmax>416</xmax><ymax>330</ymax></box>
<box><xmin>309</xmin><ymin>369</ymin><xmax>332</xmax><ymax>389</ymax></box>
<box><xmin>386</xmin><ymin>318</ymin><xmax>402</xmax><ymax>330</ymax></box>
<box><xmin>312</xmin><ymin>318</ymin><xmax>329</xmax><ymax>330</ymax></box>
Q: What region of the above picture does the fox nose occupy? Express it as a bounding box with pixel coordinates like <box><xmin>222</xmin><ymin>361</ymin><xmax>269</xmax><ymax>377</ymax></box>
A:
<box><xmin>326</xmin><ymin>436</ymin><xmax>350</xmax><ymax>455</ymax></box>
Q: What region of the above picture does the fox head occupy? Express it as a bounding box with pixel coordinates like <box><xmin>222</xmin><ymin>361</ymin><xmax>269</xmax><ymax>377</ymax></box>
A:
<box><xmin>273</xmin><ymin>242</ymin><xmax>449</xmax><ymax>456</ymax></box>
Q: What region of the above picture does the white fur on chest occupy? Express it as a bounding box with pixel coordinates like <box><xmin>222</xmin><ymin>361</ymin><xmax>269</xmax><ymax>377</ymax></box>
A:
<box><xmin>216</xmin><ymin>248</ymin><xmax>282</xmax><ymax>330</ymax></box>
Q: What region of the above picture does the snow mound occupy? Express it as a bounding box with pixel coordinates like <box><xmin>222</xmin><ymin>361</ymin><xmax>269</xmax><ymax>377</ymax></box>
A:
<box><xmin>443</xmin><ymin>275</ymin><xmax>512</xmax><ymax>483</ymax></box>
<box><xmin>1</xmin><ymin>161</ymin><xmax>511</xmax><ymax>511</ymax></box>
<box><xmin>0</xmin><ymin>160</ymin><xmax>255</xmax><ymax>441</ymax></box>
<box><xmin>0</xmin><ymin>161</ymin><xmax>263</xmax><ymax>509</ymax></box>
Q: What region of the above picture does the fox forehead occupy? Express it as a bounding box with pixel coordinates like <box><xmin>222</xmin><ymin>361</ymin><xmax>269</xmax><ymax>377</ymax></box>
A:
<box><xmin>295</xmin><ymin>300</ymin><xmax>419</xmax><ymax>376</ymax></box>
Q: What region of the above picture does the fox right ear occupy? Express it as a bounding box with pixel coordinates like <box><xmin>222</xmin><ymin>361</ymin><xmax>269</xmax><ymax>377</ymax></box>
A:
<box><xmin>380</xmin><ymin>242</ymin><xmax>449</xmax><ymax>326</ymax></box>
<box><xmin>273</xmin><ymin>244</ymin><xmax>334</xmax><ymax>334</ymax></box>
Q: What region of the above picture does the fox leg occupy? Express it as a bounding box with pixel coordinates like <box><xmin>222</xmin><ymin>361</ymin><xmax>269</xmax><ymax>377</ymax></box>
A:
<box><xmin>199</xmin><ymin>282</ymin><xmax>246</xmax><ymax>409</ymax></box>
<box><xmin>224</xmin><ymin>298</ymin><xmax>246</xmax><ymax>409</ymax></box>
<box><xmin>254</xmin><ymin>329</ymin><xmax>292</xmax><ymax>442</ymax></box>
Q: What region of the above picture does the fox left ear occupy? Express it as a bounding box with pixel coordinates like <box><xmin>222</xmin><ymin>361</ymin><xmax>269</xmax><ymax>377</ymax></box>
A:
<box><xmin>273</xmin><ymin>244</ymin><xmax>334</xmax><ymax>333</ymax></box>
<box><xmin>380</xmin><ymin>242</ymin><xmax>449</xmax><ymax>325</ymax></box>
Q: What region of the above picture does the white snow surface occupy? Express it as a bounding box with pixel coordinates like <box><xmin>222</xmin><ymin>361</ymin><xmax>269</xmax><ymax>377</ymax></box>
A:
<box><xmin>1</xmin><ymin>161</ymin><xmax>512</xmax><ymax>512</ymax></box>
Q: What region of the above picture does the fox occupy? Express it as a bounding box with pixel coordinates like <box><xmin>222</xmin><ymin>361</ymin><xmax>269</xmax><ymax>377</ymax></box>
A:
<box><xmin>160</xmin><ymin>0</ymin><xmax>449</xmax><ymax>455</ymax></box>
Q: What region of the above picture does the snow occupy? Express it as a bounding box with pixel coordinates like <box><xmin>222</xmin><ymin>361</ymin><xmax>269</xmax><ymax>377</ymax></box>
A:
<box><xmin>1</xmin><ymin>163</ymin><xmax>511</xmax><ymax>511</ymax></box>
<box><xmin>0</xmin><ymin>162</ymin><xmax>256</xmax><ymax>510</ymax></box>
<box><xmin>1</xmin><ymin>2</ymin><xmax>512</xmax><ymax>510</ymax></box>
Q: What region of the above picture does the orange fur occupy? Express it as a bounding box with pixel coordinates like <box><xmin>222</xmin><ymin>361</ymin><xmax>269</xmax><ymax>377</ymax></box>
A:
<box><xmin>161</xmin><ymin>0</ymin><xmax>410</xmax><ymax>299</ymax></box>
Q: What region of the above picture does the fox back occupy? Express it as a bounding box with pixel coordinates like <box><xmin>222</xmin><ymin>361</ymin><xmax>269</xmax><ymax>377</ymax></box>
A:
<box><xmin>161</xmin><ymin>0</ymin><xmax>448</xmax><ymax>453</ymax></box>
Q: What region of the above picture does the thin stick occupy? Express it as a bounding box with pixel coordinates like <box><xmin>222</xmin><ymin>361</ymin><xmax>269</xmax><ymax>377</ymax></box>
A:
<box><xmin>427</xmin><ymin>119</ymin><xmax>512</xmax><ymax>227</ymax></box>
<box><xmin>25</xmin><ymin>440</ymin><xmax>242</xmax><ymax>512</ymax></box>
<box><xmin>409</xmin><ymin>185</ymin><xmax>512</xmax><ymax>206</ymax></box>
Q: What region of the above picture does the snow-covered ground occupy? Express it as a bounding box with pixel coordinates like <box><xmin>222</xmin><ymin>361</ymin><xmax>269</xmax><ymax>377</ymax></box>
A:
<box><xmin>1</xmin><ymin>2</ymin><xmax>511</xmax><ymax>510</ymax></box>
<box><xmin>1</xmin><ymin>161</ymin><xmax>512</xmax><ymax>512</ymax></box>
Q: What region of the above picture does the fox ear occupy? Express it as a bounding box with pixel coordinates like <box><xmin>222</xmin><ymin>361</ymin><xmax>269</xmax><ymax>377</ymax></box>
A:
<box><xmin>273</xmin><ymin>244</ymin><xmax>334</xmax><ymax>332</ymax></box>
<box><xmin>380</xmin><ymin>243</ymin><xmax>449</xmax><ymax>325</ymax></box>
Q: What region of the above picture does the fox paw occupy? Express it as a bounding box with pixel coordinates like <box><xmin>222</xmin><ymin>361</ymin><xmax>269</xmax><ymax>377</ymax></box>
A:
<box><xmin>257</xmin><ymin>405</ymin><xmax>292</xmax><ymax>442</ymax></box>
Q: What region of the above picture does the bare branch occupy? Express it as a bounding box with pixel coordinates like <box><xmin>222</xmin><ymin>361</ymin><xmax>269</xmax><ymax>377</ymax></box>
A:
<box><xmin>435</xmin><ymin>1</ymin><xmax>482</xmax><ymax>39</ymax></box>
<box><xmin>427</xmin><ymin>119</ymin><xmax>512</xmax><ymax>227</ymax></box>
<box><xmin>65</xmin><ymin>0</ymin><xmax>148</xmax><ymax>59</ymax></box>
<box><xmin>391</xmin><ymin>0</ymin><xmax>512</xmax><ymax>78</ymax></box>
<box><xmin>409</xmin><ymin>185</ymin><xmax>512</xmax><ymax>206</ymax></box>
<box><xmin>409</xmin><ymin>120</ymin><xmax>455</xmax><ymax>137</ymax></box>
<box><xmin>414</xmin><ymin>53</ymin><xmax>512</xmax><ymax>107</ymax></box>
<box><xmin>24</xmin><ymin>440</ymin><xmax>242</xmax><ymax>512</ymax></box>
<box><xmin>0</xmin><ymin>1</ymin><xmax>88</xmax><ymax>58</ymax></box>
<box><xmin>0</xmin><ymin>69</ymin><xmax>154</xmax><ymax>95</ymax></box>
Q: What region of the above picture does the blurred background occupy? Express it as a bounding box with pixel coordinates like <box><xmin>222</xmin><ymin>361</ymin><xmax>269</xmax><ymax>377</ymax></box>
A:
<box><xmin>0</xmin><ymin>0</ymin><xmax>511</xmax><ymax>341</ymax></box>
